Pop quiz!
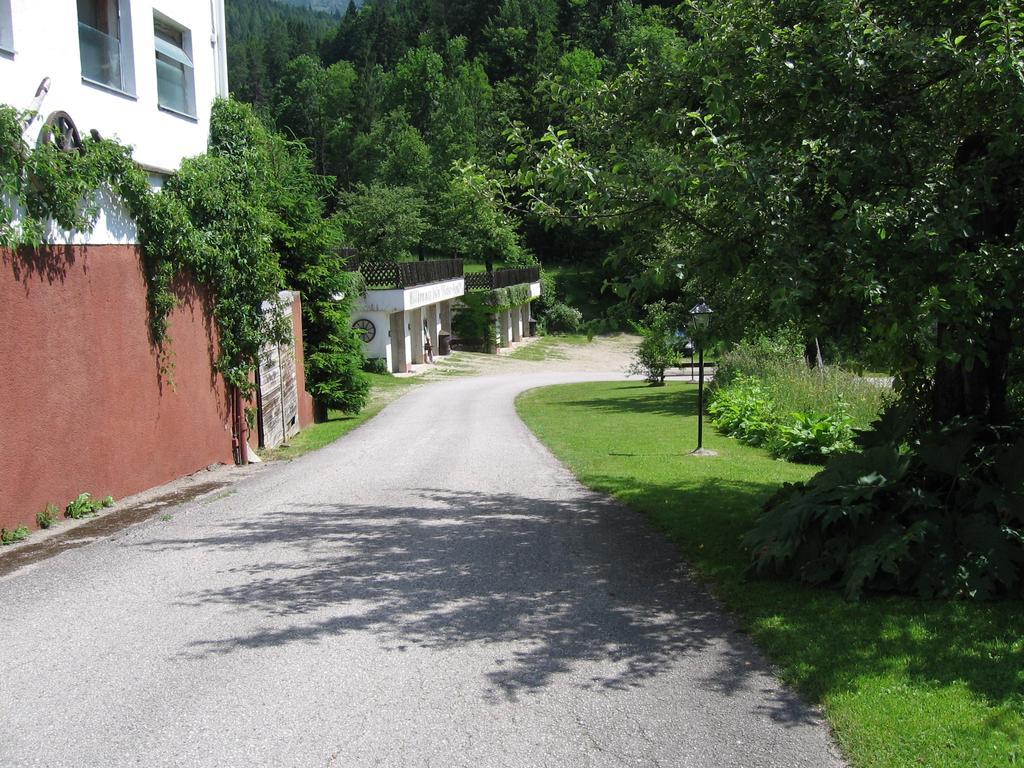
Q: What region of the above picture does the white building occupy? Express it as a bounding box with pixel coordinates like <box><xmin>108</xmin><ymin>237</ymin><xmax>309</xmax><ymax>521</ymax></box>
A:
<box><xmin>351</xmin><ymin>260</ymin><xmax>466</xmax><ymax>373</ymax></box>
<box><xmin>0</xmin><ymin>0</ymin><xmax>229</xmax><ymax>240</ymax></box>
<box><xmin>350</xmin><ymin>261</ymin><xmax>541</xmax><ymax>372</ymax></box>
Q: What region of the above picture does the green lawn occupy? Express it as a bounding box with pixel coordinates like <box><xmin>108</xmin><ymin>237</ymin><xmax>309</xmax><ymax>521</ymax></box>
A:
<box><xmin>261</xmin><ymin>373</ymin><xmax>417</xmax><ymax>461</ymax></box>
<box><xmin>516</xmin><ymin>380</ymin><xmax>1024</xmax><ymax>768</ymax></box>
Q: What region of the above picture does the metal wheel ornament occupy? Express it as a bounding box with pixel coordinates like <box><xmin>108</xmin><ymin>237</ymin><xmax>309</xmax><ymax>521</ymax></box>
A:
<box><xmin>352</xmin><ymin>318</ymin><xmax>376</xmax><ymax>343</ymax></box>
<box><xmin>41</xmin><ymin>111</ymin><xmax>85</xmax><ymax>155</ymax></box>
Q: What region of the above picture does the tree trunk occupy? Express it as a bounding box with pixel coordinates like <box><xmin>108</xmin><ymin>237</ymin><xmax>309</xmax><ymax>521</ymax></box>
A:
<box><xmin>933</xmin><ymin>318</ymin><xmax>1012</xmax><ymax>424</ymax></box>
<box><xmin>804</xmin><ymin>338</ymin><xmax>824</xmax><ymax>369</ymax></box>
<box><xmin>313</xmin><ymin>398</ymin><xmax>329</xmax><ymax>424</ymax></box>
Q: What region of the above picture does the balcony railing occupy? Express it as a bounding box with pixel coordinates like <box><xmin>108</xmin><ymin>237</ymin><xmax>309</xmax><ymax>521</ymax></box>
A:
<box><xmin>358</xmin><ymin>259</ymin><xmax>465</xmax><ymax>289</ymax></box>
<box><xmin>465</xmin><ymin>266</ymin><xmax>541</xmax><ymax>291</ymax></box>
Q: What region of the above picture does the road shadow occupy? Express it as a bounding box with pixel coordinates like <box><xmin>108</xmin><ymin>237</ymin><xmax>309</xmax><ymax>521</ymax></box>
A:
<box><xmin>576</xmin><ymin>473</ymin><xmax>1024</xmax><ymax>727</ymax></box>
<box><xmin>138</xmin><ymin>487</ymin><xmax>821</xmax><ymax>724</ymax></box>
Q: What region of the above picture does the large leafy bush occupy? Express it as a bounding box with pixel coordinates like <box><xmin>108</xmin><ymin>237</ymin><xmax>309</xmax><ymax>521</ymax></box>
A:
<box><xmin>709</xmin><ymin>332</ymin><xmax>884</xmax><ymax>462</ymax></box>
<box><xmin>707</xmin><ymin>375</ymin><xmax>776</xmax><ymax>445</ymax></box>
<box><xmin>708</xmin><ymin>374</ymin><xmax>857</xmax><ymax>463</ymax></box>
<box><xmin>774</xmin><ymin>406</ymin><xmax>854</xmax><ymax>463</ymax></box>
<box><xmin>715</xmin><ymin>332</ymin><xmax>886</xmax><ymax>429</ymax></box>
<box><xmin>543</xmin><ymin>302</ymin><xmax>583</xmax><ymax>334</ymax></box>
<box><xmin>746</xmin><ymin>414</ymin><xmax>1024</xmax><ymax>600</ymax></box>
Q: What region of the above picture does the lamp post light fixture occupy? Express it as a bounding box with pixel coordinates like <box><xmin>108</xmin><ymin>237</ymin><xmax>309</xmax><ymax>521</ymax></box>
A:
<box><xmin>689</xmin><ymin>299</ymin><xmax>717</xmax><ymax>457</ymax></box>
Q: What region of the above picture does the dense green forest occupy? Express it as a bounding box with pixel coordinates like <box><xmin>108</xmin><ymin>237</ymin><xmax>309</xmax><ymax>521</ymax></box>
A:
<box><xmin>226</xmin><ymin>0</ymin><xmax>340</xmax><ymax>105</ymax></box>
<box><xmin>276</xmin><ymin>0</ymin><xmax>357</xmax><ymax>12</ymax></box>
<box><xmin>226</xmin><ymin>0</ymin><xmax>621</xmax><ymax>299</ymax></box>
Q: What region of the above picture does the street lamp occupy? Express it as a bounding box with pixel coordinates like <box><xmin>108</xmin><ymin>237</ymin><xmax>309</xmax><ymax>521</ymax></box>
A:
<box><xmin>689</xmin><ymin>299</ymin><xmax>717</xmax><ymax>457</ymax></box>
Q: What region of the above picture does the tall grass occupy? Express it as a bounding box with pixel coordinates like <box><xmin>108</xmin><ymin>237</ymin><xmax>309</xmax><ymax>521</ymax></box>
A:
<box><xmin>714</xmin><ymin>331</ymin><xmax>889</xmax><ymax>430</ymax></box>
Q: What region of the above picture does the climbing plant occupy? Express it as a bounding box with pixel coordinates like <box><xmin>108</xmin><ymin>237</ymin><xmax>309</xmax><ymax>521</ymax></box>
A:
<box><xmin>481</xmin><ymin>283</ymin><xmax>534</xmax><ymax>311</ymax></box>
<box><xmin>453</xmin><ymin>283</ymin><xmax>536</xmax><ymax>350</ymax></box>
<box><xmin>0</xmin><ymin>100</ymin><xmax>327</xmax><ymax>393</ymax></box>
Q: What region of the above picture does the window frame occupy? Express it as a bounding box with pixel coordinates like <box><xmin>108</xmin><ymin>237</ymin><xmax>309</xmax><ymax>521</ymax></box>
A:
<box><xmin>77</xmin><ymin>0</ymin><xmax>137</xmax><ymax>97</ymax></box>
<box><xmin>153</xmin><ymin>13</ymin><xmax>197</xmax><ymax>120</ymax></box>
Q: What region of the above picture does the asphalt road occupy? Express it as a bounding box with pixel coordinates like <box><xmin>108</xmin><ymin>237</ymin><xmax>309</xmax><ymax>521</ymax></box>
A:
<box><xmin>0</xmin><ymin>372</ymin><xmax>845</xmax><ymax>767</ymax></box>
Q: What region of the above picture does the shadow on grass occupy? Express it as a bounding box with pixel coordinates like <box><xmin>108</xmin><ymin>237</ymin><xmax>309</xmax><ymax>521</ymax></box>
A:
<box><xmin>136</xmin><ymin>486</ymin><xmax>821</xmax><ymax>724</ymax></box>
<box><xmin>559</xmin><ymin>385</ymin><xmax>699</xmax><ymax>419</ymax></box>
<box><xmin>582</xmin><ymin>471</ymin><xmax>1024</xmax><ymax>721</ymax></box>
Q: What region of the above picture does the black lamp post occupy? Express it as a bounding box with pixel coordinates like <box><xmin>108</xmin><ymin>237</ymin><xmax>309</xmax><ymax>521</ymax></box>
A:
<box><xmin>689</xmin><ymin>299</ymin><xmax>716</xmax><ymax>457</ymax></box>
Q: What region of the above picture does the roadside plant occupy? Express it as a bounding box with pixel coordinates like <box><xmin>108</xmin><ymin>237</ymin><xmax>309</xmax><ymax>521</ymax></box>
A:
<box><xmin>772</xmin><ymin>406</ymin><xmax>855</xmax><ymax>463</ymax></box>
<box><xmin>707</xmin><ymin>376</ymin><xmax>776</xmax><ymax>445</ymax></box>
<box><xmin>65</xmin><ymin>493</ymin><xmax>104</xmax><ymax>520</ymax></box>
<box><xmin>627</xmin><ymin>300</ymin><xmax>680</xmax><ymax>385</ymax></box>
<box><xmin>747</xmin><ymin>414</ymin><xmax>1024</xmax><ymax>600</ymax></box>
<box><xmin>453</xmin><ymin>294</ymin><xmax>499</xmax><ymax>351</ymax></box>
<box><xmin>36</xmin><ymin>504</ymin><xmax>59</xmax><ymax>529</ymax></box>
<box><xmin>0</xmin><ymin>525</ymin><xmax>29</xmax><ymax>545</ymax></box>
<box><xmin>709</xmin><ymin>375</ymin><xmax>859</xmax><ymax>464</ymax></box>
<box><xmin>543</xmin><ymin>302</ymin><xmax>583</xmax><ymax>334</ymax></box>
<box><xmin>362</xmin><ymin>357</ymin><xmax>389</xmax><ymax>375</ymax></box>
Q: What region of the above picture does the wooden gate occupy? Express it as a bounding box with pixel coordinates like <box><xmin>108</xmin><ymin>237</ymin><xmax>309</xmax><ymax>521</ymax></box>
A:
<box><xmin>256</xmin><ymin>294</ymin><xmax>301</xmax><ymax>449</ymax></box>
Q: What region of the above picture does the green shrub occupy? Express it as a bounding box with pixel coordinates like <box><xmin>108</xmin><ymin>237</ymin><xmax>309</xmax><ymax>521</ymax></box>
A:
<box><xmin>627</xmin><ymin>301</ymin><xmax>680</xmax><ymax>385</ymax></box>
<box><xmin>0</xmin><ymin>525</ymin><xmax>29</xmax><ymax>545</ymax></box>
<box><xmin>710</xmin><ymin>330</ymin><xmax>888</xmax><ymax>461</ymax></box>
<box><xmin>543</xmin><ymin>302</ymin><xmax>583</xmax><ymax>333</ymax></box>
<box><xmin>65</xmin><ymin>493</ymin><xmax>104</xmax><ymax>519</ymax></box>
<box><xmin>709</xmin><ymin>375</ymin><xmax>860</xmax><ymax>463</ymax></box>
<box><xmin>537</xmin><ymin>269</ymin><xmax>557</xmax><ymax>312</ymax></box>
<box><xmin>453</xmin><ymin>295</ymin><xmax>497</xmax><ymax>351</ymax></box>
<box><xmin>707</xmin><ymin>375</ymin><xmax>777</xmax><ymax>445</ymax></box>
<box><xmin>746</xmin><ymin>415</ymin><xmax>1024</xmax><ymax>600</ymax></box>
<box><xmin>715</xmin><ymin>331</ymin><xmax>886</xmax><ymax>430</ymax></box>
<box><xmin>772</xmin><ymin>406</ymin><xmax>855</xmax><ymax>463</ymax></box>
<box><xmin>36</xmin><ymin>503</ymin><xmax>59</xmax><ymax>529</ymax></box>
<box><xmin>362</xmin><ymin>357</ymin><xmax>389</xmax><ymax>375</ymax></box>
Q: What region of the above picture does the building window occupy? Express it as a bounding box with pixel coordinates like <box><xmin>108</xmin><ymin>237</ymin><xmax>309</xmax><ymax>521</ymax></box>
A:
<box><xmin>154</xmin><ymin>17</ymin><xmax>196</xmax><ymax>118</ymax></box>
<box><xmin>78</xmin><ymin>0</ymin><xmax>131</xmax><ymax>92</ymax></box>
<box><xmin>1</xmin><ymin>0</ymin><xmax>15</xmax><ymax>54</ymax></box>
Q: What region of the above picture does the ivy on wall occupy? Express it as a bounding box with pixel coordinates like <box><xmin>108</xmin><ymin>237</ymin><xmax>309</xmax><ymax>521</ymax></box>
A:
<box><xmin>480</xmin><ymin>283</ymin><xmax>535</xmax><ymax>312</ymax></box>
<box><xmin>0</xmin><ymin>101</ymin><xmax>288</xmax><ymax>391</ymax></box>
<box><xmin>453</xmin><ymin>282</ymin><xmax>536</xmax><ymax>350</ymax></box>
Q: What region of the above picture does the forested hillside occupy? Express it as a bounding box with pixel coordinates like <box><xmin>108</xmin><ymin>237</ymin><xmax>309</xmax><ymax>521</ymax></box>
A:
<box><xmin>226</xmin><ymin>0</ymin><xmax>340</xmax><ymax>104</ymax></box>
<box><xmin>275</xmin><ymin>0</ymin><xmax>357</xmax><ymax>12</ymax></box>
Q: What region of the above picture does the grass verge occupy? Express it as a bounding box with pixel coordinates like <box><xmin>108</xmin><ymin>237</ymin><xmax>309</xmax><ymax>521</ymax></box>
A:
<box><xmin>516</xmin><ymin>380</ymin><xmax>1024</xmax><ymax>768</ymax></box>
<box><xmin>261</xmin><ymin>373</ymin><xmax>417</xmax><ymax>461</ymax></box>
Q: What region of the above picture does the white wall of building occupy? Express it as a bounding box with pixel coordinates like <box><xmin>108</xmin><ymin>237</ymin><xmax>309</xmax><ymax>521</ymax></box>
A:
<box><xmin>352</xmin><ymin>278</ymin><xmax>467</xmax><ymax>370</ymax></box>
<box><xmin>0</xmin><ymin>0</ymin><xmax>228</xmax><ymax>243</ymax></box>
<box><xmin>353</xmin><ymin>310</ymin><xmax>391</xmax><ymax>363</ymax></box>
<box><xmin>359</xmin><ymin>278</ymin><xmax>465</xmax><ymax>314</ymax></box>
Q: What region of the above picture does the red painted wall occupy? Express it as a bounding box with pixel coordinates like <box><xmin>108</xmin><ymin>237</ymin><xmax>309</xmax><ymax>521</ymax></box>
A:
<box><xmin>0</xmin><ymin>245</ymin><xmax>236</xmax><ymax>532</ymax></box>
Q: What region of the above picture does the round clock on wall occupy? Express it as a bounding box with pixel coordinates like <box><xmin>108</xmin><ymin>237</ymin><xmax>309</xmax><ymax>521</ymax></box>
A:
<box><xmin>352</xmin><ymin>318</ymin><xmax>376</xmax><ymax>343</ymax></box>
